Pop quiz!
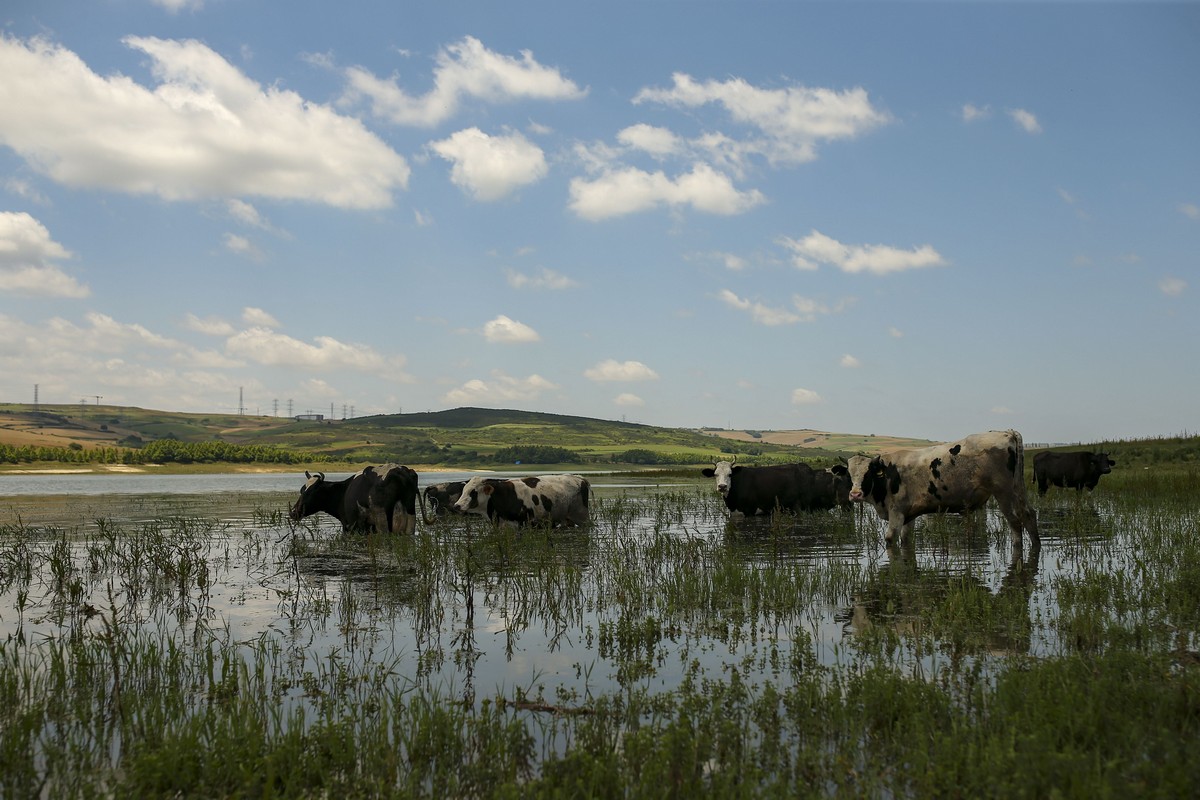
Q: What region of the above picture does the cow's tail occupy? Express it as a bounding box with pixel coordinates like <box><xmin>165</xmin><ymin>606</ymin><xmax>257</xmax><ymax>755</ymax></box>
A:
<box><xmin>417</xmin><ymin>487</ymin><xmax>436</xmax><ymax>526</ymax></box>
<box><xmin>1009</xmin><ymin>429</ymin><xmax>1026</xmax><ymax>474</ymax></box>
<box><xmin>1008</xmin><ymin>429</ymin><xmax>1039</xmax><ymax>541</ymax></box>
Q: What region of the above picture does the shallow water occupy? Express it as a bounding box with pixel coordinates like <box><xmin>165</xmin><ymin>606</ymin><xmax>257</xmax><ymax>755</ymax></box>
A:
<box><xmin>0</xmin><ymin>472</ymin><xmax>1170</xmax><ymax>717</ymax></box>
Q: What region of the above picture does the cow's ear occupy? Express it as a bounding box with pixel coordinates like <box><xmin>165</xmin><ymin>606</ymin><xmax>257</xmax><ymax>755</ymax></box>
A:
<box><xmin>305</xmin><ymin>471</ymin><xmax>311</xmax><ymax>479</ymax></box>
<box><xmin>829</xmin><ymin>464</ymin><xmax>848</xmax><ymax>476</ymax></box>
<box><xmin>1108</xmin><ymin>458</ymin><xmax>1116</xmax><ymax>466</ymax></box>
<box><xmin>482</xmin><ymin>484</ymin><xmax>494</xmax><ymax>496</ymax></box>
<box><xmin>701</xmin><ymin>468</ymin><xmax>715</xmax><ymax>477</ymax></box>
<box><xmin>870</xmin><ymin>457</ymin><xmax>886</xmax><ymax>475</ymax></box>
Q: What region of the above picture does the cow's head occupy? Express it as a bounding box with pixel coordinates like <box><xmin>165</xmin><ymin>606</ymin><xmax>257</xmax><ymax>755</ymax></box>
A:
<box><xmin>824</xmin><ymin>467</ymin><xmax>853</xmax><ymax>506</ymax></box>
<box><xmin>1093</xmin><ymin>453</ymin><xmax>1116</xmax><ymax>474</ymax></box>
<box><xmin>701</xmin><ymin>456</ymin><xmax>739</xmax><ymax>496</ymax></box>
<box><xmin>289</xmin><ymin>470</ymin><xmax>325</xmax><ymax>521</ymax></box>
<box><xmin>830</xmin><ymin>455</ymin><xmax>884</xmax><ymax>503</ymax></box>
<box><xmin>425</xmin><ymin>482</ymin><xmax>465</xmax><ymax>515</ymax></box>
<box><xmin>453</xmin><ymin>476</ymin><xmax>494</xmax><ymax>517</ymax></box>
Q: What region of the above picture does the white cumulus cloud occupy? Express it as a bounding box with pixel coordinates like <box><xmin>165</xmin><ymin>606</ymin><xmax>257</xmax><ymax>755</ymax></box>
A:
<box><xmin>718</xmin><ymin>290</ymin><xmax>849</xmax><ymax>326</ymax></box>
<box><xmin>778</xmin><ymin>230</ymin><xmax>946</xmax><ymax>275</ymax></box>
<box><xmin>225</xmin><ymin>327</ymin><xmax>394</xmax><ymax>372</ymax></box>
<box><xmin>840</xmin><ymin>354</ymin><xmax>861</xmax><ymax>368</ymax></box>
<box><xmin>1008</xmin><ymin>108</ymin><xmax>1042</xmax><ymax>134</ymax></box>
<box><xmin>614</xmin><ymin>393</ymin><xmax>645</xmax><ymax>407</ymax></box>
<box><xmin>223</xmin><ymin>233</ymin><xmax>263</xmax><ymax>261</ymax></box>
<box><xmin>962</xmin><ymin>103</ymin><xmax>991</xmax><ymax>122</ymax></box>
<box><xmin>0</xmin><ymin>35</ymin><xmax>409</xmax><ymax>208</ymax></box>
<box><xmin>718</xmin><ymin>289</ymin><xmax>801</xmax><ymax>326</ymax></box>
<box><xmin>483</xmin><ymin>315</ymin><xmax>540</xmax><ymax>343</ymax></box>
<box><xmin>791</xmin><ymin>388</ymin><xmax>823</xmax><ymax>406</ymax></box>
<box><xmin>443</xmin><ymin>371</ymin><xmax>558</xmax><ymax>405</ymax></box>
<box><xmin>634</xmin><ymin>73</ymin><xmax>890</xmax><ymax>165</ymax></box>
<box><xmin>342</xmin><ymin>36</ymin><xmax>586</xmax><ymax>128</ymax></box>
<box><xmin>429</xmin><ymin>127</ymin><xmax>548</xmax><ymax>201</ymax></box>
<box><xmin>242</xmin><ymin>307</ymin><xmax>280</xmax><ymax>328</ymax></box>
<box><xmin>616</xmin><ymin>123</ymin><xmax>683</xmax><ymax>158</ymax></box>
<box><xmin>183</xmin><ymin>313</ymin><xmax>236</xmax><ymax>337</ymax></box>
<box><xmin>0</xmin><ymin>211</ymin><xmax>89</xmax><ymax>298</ymax></box>
<box><xmin>569</xmin><ymin>163</ymin><xmax>764</xmax><ymax>221</ymax></box>
<box><xmin>584</xmin><ymin>359</ymin><xmax>660</xmax><ymax>382</ymax></box>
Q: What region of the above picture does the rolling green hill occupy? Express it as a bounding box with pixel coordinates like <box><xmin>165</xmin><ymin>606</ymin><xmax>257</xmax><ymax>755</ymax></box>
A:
<box><xmin>0</xmin><ymin>403</ymin><xmax>861</xmax><ymax>468</ymax></box>
<box><xmin>3</xmin><ymin>403</ymin><xmax>1195</xmax><ymax>472</ymax></box>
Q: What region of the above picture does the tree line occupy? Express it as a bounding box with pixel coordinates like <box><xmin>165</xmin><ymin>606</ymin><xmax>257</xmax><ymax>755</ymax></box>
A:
<box><xmin>0</xmin><ymin>440</ymin><xmax>328</xmax><ymax>466</ymax></box>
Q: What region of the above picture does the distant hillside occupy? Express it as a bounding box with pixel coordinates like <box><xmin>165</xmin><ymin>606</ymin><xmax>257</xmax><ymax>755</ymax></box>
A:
<box><xmin>4</xmin><ymin>402</ymin><xmax>1196</xmax><ymax>471</ymax></box>
<box><xmin>699</xmin><ymin>428</ymin><xmax>937</xmax><ymax>452</ymax></box>
<box><xmin>0</xmin><ymin>403</ymin><xmax>866</xmax><ymax>468</ymax></box>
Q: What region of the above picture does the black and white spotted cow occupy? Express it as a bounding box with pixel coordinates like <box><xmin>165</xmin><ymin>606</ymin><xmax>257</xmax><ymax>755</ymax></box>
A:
<box><xmin>831</xmin><ymin>429</ymin><xmax>1039</xmax><ymax>546</ymax></box>
<box><xmin>453</xmin><ymin>474</ymin><xmax>590</xmax><ymax>527</ymax></box>
<box><xmin>289</xmin><ymin>463</ymin><xmax>421</xmax><ymax>534</ymax></box>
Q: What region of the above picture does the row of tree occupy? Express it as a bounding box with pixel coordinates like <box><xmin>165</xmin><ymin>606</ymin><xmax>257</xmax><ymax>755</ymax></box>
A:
<box><xmin>3</xmin><ymin>441</ymin><xmax>797</xmax><ymax>468</ymax></box>
<box><xmin>0</xmin><ymin>440</ymin><xmax>327</xmax><ymax>466</ymax></box>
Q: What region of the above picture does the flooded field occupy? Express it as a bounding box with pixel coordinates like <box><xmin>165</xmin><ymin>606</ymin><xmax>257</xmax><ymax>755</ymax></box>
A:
<box><xmin>2</xmin><ymin>469</ymin><xmax>1198</xmax><ymax>796</ymax></box>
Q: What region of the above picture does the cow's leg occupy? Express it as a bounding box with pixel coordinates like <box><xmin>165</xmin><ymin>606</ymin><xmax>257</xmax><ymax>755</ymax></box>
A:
<box><xmin>1023</xmin><ymin>502</ymin><xmax>1039</xmax><ymax>545</ymax></box>
<box><xmin>998</xmin><ymin>496</ymin><xmax>1039</xmax><ymax>546</ymax></box>
<box><xmin>398</xmin><ymin>504</ymin><xmax>415</xmax><ymax>535</ymax></box>
<box><xmin>884</xmin><ymin>510</ymin><xmax>906</xmax><ymax>543</ymax></box>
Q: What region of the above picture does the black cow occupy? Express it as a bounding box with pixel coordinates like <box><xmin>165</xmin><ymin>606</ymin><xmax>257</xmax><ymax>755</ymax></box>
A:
<box><xmin>1033</xmin><ymin>451</ymin><xmax>1115</xmax><ymax>495</ymax></box>
<box><xmin>701</xmin><ymin>459</ymin><xmax>839</xmax><ymax>515</ymax></box>
<box><xmin>289</xmin><ymin>463</ymin><xmax>422</xmax><ymax>534</ymax></box>
<box><xmin>813</xmin><ymin>467</ymin><xmax>853</xmax><ymax>510</ymax></box>
<box><xmin>423</xmin><ymin>480</ymin><xmax>466</xmax><ymax>516</ymax></box>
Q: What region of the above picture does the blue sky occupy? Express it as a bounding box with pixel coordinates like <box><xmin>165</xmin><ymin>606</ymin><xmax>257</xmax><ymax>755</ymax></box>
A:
<box><xmin>1</xmin><ymin>1</ymin><xmax>1196</xmax><ymax>444</ymax></box>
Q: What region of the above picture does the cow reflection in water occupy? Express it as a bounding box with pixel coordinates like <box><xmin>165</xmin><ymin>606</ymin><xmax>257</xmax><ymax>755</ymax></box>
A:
<box><xmin>840</xmin><ymin>540</ymin><xmax>1041</xmax><ymax>657</ymax></box>
<box><xmin>1031</xmin><ymin>505</ymin><xmax>1111</xmax><ymax>544</ymax></box>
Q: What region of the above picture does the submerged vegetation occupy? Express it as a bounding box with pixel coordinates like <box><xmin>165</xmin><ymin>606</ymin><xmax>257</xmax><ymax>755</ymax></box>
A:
<box><xmin>1</xmin><ymin>466</ymin><xmax>1198</xmax><ymax>796</ymax></box>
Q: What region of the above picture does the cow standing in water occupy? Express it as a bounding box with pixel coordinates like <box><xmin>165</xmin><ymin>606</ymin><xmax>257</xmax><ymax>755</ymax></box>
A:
<box><xmin>831</xmin><ymin>430</ymin><xmax>1039</xmax><ymax>547</ymax></box>
<box><xmin>453</xmin><ymin>474</ymin><xmax>591</xmax><ymax>527</ymax></box>
<box><xmin>1032</xmin><ymin>451</ymin><xmax>1115</xmax><ymax>495</ymax></box>
<box><xmin>423</xmin><ymin>481</ymin><xmax>467</xmax><ymax>517</ymax></box>
<box><xmin>701</xmin><ymin>458</ymin><xmax>847</xmax><ymax>515</ymax></box>
<box><xmin>289</xmin><ymin>464</ymin><xmax>424</xmax><ymax>534</ymax></box>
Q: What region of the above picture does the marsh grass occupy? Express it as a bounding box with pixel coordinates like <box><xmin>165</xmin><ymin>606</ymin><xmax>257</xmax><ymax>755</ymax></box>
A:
<box><xmin>2</xmin><ymin>474</ymin><xmax>1199</xmax><ymax>797</ymax></box>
